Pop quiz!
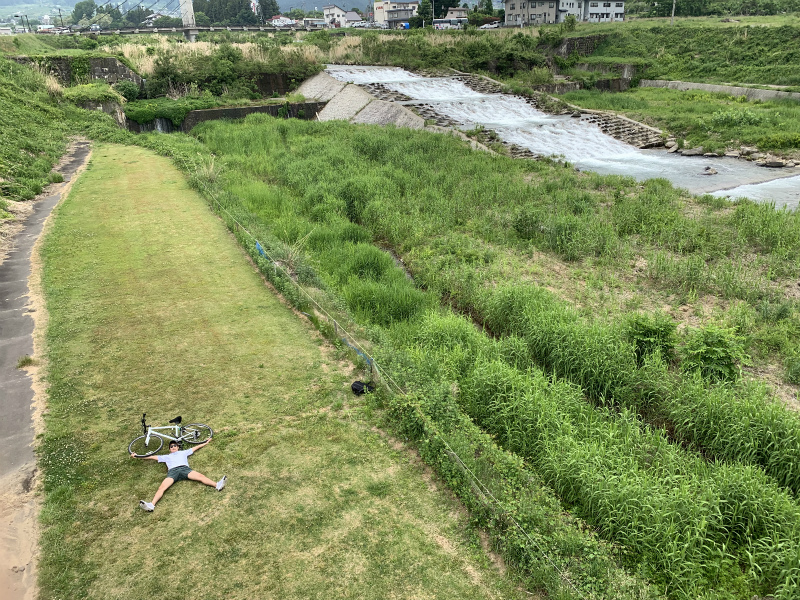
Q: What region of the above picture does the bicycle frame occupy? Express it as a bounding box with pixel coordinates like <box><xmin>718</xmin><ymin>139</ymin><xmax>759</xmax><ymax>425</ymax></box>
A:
<box><xmin>144</xmin><ymin>424</ymin><xmax>185</xmax><ymax>446</ymax></box>
<box><xmin>130</xmin><ymin>414</ymin><xmax>211</xmax><ymax>457</ymax></box>
<box><xmin>140</xmin><ymin>413</ymin><xmax>190</xmax><ymax>446</ymax></box>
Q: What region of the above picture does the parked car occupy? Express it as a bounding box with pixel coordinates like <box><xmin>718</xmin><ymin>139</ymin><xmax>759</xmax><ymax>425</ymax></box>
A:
<box><xmin>89</xmin><ymin>23</ymin><xmax>101</xmax><ymax>31</ymax></box>
<box><xmin>479</xmin><ymin>22</ymin><xmax>499</xmax><ymax>29</ymax></box>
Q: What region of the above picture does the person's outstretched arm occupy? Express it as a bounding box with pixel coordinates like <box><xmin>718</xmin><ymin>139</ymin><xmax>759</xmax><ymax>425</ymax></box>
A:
<box><xmin>130</xmin><ymin>452</ymin><xmax>159</xmax><ymax>460</ymax></box>
<box><xmin>191</xmin><ymin>438</ymin><xmax>213</xmax><ymax>453</ymax></box>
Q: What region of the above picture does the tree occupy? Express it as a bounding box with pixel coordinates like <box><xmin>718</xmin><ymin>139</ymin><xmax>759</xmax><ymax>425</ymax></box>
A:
<box><xmin>478</xmin><ymin>0</ymin><xmax>494</xmax><ymax>12</ymax></box>
<box><xmin>418</xmin><ymin>0</ymin><xmax>432</xmax><ymax>20</ymax></box>
<box><xmin>258</xmin><ymin>0</ymin><xmax>280</xmax><ymax>20</ymax></box>
<box><xmin>123</xmin><ymin>7</ymin><xmax>153</xmax><ymax>26</ymax></box>
<box><xmin>71</xmin><ymin>0</ymin><xmax>97</xmax><ymax>22</ymax></box>
<box><xmin>434</xmin><ymin>0</ymin><xmax>460</xmax><ymax>17</ymax></box>
<box><xmin>194</xmin><ymin>11</ymin><xmax>212</xmax><ymax>25</ymax></box>
<box><xmin>236</xmin><ymin>6</ymin><xmax>259</xmax><ymax>23</ymax></box>
<box><xmin>153</xmin><ymin>15</ymin><xmax>183</xmax><ymax>27</ymax></box>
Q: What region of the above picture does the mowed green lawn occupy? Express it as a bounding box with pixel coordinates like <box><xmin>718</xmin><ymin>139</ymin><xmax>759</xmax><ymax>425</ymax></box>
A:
<box><xmin>37</xmin><ymin>143</ymin><xmax>521</xmax><ymax>600</ymax></box>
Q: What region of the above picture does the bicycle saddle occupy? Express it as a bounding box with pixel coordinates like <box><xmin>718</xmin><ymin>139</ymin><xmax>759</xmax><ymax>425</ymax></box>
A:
<box><xmin>169</xmin><ymin>416</ymin><xmax>182</xmax><ymax>424</ymax></box>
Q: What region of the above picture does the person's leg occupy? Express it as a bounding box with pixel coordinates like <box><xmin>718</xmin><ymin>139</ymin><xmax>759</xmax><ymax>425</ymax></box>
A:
<box><xmin>187</xmin><ymin>470</ymin><xmax>216</xmax><ymax>487</ymax></box>
<box><xmin>151</xmin><ymin>477</ymin><xmax>175</xmax><ymax>505</ymax></box>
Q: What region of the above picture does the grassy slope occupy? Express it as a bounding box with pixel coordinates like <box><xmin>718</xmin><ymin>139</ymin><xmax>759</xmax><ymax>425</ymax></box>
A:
<box><xmin>191</xmin><ymin>115</ymin><xmax>800</xmax><ymax>599</ymax></box>
<box><xmin>37</xmin><ymin>143</ymin><xmax>521</xmax><ymax>600</ymax></box>
<box><xmin>558</xmin><ymin>87</ymin><xmax>800</xmax><ymax>155</ymax></box>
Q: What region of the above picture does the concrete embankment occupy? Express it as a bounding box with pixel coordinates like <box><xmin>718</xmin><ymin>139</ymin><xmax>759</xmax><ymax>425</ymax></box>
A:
<box><xmin>640</xmin><ymin>80</ymin><xmax>800</xmax><ymax>103</ymax></box>
<box><xmin>297</xmin><ymin>72</ymin><xmax>424</xmax><ymax>129</ymax></box>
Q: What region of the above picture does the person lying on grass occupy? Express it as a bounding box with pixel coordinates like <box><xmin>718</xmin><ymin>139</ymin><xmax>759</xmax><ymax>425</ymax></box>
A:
<box><xmin>131</xmin><ymin>438</ymin><xmax>226</xmax><ymax>512</ymax></box>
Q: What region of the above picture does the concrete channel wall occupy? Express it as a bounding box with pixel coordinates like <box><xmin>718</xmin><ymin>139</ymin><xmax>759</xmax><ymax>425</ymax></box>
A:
<box><xmin>640</xmin><ymin>80</ymin><xmax>800</xmax><ymax>103</ymax></box>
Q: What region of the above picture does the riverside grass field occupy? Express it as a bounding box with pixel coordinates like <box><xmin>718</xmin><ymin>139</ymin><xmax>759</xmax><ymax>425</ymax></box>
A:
<box><xmin>36</xmin><ymin>143</ymin><xmax>531</xmax><ymax>600</ymax></box>
<box><xmin>2</xmin><ymin>27</ymin><xmax>800</xmax><ymax>600</ymax></box>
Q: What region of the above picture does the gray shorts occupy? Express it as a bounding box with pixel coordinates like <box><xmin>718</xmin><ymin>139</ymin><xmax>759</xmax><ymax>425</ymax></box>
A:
<box><xmin>166</xmin><ymin>465</ymin><xmax>193</xmax><ymax>482</ymax></box>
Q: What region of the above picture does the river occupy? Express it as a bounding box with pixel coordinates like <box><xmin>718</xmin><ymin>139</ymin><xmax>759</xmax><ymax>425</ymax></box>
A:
<box><xmin>326</xmin><ymin>65</ymin><xmax>800</xmax><ymax>210</ymax></box>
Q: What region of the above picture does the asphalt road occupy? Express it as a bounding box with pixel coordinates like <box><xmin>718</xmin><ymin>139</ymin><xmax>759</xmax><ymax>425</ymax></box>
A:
<box><xmin>0</xmin><ymin>141</ymin><xmax>91</xmax><ymax>479</ymax></box>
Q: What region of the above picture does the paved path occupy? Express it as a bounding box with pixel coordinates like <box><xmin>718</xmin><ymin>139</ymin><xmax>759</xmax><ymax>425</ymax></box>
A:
<box><xmin>0</xmin><ymin>140</ymin><xmax>91</xmax><ymax>600</ymax></box>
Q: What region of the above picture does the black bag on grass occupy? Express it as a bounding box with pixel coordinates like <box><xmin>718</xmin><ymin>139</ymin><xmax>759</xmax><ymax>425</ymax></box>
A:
<box><xmin>351</xmin><ymin>381</ymin><xmax>375</xmax><ymax>395</ymax></box>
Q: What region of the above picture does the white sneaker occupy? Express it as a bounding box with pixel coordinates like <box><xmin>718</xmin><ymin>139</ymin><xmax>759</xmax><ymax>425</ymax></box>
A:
<box><xmin>216</xmin><ymin>476</ymin><xmax>227</xmax><ymax>491</ymax></box>
<box><xmin>139</xmin><ymin>500</ymin><xmax>155</xmax><ymax>512</ymax></box>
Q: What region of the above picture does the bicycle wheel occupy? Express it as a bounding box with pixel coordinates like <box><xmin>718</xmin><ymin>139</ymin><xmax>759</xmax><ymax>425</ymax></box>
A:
<box><xmin>181</xmin><ymin>424</ymin><xmax>212</xmax><ymax>444</ymax></box>
<box><xmin>129</xmin><ymin>435</ymin><xmax>163</xmax><ymax>457</ymax></box>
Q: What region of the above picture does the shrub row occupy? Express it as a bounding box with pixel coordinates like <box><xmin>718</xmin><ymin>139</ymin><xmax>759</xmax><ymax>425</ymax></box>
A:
<box><xmin>476</xmin><ymin>283</ymin><xmax>800</xmax><ymax>497</ymax></box>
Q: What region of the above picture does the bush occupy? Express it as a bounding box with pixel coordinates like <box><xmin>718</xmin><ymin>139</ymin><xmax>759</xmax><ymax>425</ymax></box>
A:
<box><xmin>786</xmin><ymin>353</ymin><xmax>800</xmax><ymax>385</ymax></box>
<box><xmin>62</xmin><ymin>83</ymin><xmax>124</xmax><ymax>104</ymax></box>
<box><xmin>113</xmin><ymin>80</ymin><xmax>141</xmax><ymax>102</ymax></box>
<box><xmin>680</xmin><ymin>324</ymin><xmax>748</xmax><ymax>383</ymax></box>
<box><xmin>124</xmin><ymin>95</ymin><xmax>219</xmax><ymax>126</ymax></box>
<box><xmin>758</xmin><ymin>132</ymin><xmax>800</xmax><ymax>150</ymax></box>
<box><xmin>626</xmin><ymin>312</ymin><xmax>677</xmax><ymax>367</ymax></box>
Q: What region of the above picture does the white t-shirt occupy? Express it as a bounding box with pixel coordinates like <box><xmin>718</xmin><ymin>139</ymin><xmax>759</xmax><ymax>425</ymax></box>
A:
<box><xmin>157</xmin><ymin>448</ymin><xmax>195</xmax><ymax>470</ymax></box>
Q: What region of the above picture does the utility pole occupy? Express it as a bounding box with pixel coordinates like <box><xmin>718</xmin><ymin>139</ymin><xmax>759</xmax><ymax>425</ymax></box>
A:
<box><xmin>57</xmin><ymin>7</ymin><xmax>65</xmax><ymax>26</ymax></box>
<box><xmin>670</xmin><ymin>0</ymin><xmax>676</xmax><ymax>25</ymax></box>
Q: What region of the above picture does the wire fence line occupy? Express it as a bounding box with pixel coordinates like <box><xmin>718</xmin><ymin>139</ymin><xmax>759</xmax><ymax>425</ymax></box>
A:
<box><xmin>182</xmin><ymin>156</ymin><xmax>593</xmax><ymax>600</ymax></box>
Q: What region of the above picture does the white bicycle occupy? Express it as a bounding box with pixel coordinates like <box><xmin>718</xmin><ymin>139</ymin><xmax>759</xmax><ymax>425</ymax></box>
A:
<box><xmin>128</xmin><ymin>413</ymin><xmax>213</xmax><ymax>457</ymax></box>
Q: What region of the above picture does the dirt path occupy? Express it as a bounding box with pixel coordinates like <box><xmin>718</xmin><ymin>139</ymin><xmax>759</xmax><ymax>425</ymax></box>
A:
<box><xmin>0</xmin><ymin>140</ymin><xmax>92</xmax><ymax>600</ymax></box>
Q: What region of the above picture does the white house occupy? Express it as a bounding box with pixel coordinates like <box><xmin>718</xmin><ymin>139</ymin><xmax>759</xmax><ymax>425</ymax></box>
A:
<box><xmin>373</xmin><ymin>0</ymin><xmax>418</xmax><ymax>27</ymax></box>
<box><xmin>582</xmin><ymin>0</ymin><xmax>624</xmax><ymax>22</ymax></box>
<box><xmin>344</xmin><ymin>10</ymin><xmax>364</xmax><ymax>25</ymax></box>
<box><xmin>504</xmin><ymin>0</ymin><xmax>622</xmax><ymax>25</ymax></box>
<box><xmin>322</xmin><ymin>4</ymin><xmax>348</xmax><ymax>26</ymax></box>
<box><xmin>443</xmin><ymin>7</ymin><xmax>468</xmax><ymax>19</ymax></box>
<box><xmin>269</xmin><ymin>15</ymin><xmax>297</xmax><ymax>26</ymax></box>
<box><xmin>142</xmin><ymin>13</ymin><xmax>168</xmax><ymax>26</ymax></box>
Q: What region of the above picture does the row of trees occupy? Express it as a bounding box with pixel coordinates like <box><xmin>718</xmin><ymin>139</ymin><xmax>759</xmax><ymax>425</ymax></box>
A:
<box><xmin>627</xmin><ymin>0</ymin><xmax>800</xmax><ymax>16</ymax></box>
<box><xmin>70</xmin><ymin>0</ymin><xmax>180</xmax><ymax>29</ymax></box>
<box><xmin>67</xmin><ymin>0</ymin><xmax>335</xmax><ymax>29</ymax></box>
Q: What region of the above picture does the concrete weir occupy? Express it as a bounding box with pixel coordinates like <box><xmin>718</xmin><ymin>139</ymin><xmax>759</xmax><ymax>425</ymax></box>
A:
<box><xmin>298</xmin><ymin>72</ymin><xmax>424</xmax><ymax>129</ymax></box>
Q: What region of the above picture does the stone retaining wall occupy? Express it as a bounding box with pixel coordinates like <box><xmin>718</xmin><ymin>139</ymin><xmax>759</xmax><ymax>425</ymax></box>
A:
<box><xmin>575</xmin><ymin>62</ymin><xmax>638</xmax><ymax>79</ymax></box>
<box><xmin>127</xmin><ymin>102</ymin><xmax>326</xmax><ymax>133</ymax></box>
<box><xmin>12</xmin><ymin>56</ymin><xmax>142</xmax><ymax>86</ymax></box>
<box><xmin>554</xmin><ymin>35</ymin><xmax>608</xmax><ymax>58</ymax></box>
<box><xmin>526</xmin><ymin>82</ymin><xmax>582</xmax><ymax>94</ymax></box>
<box><xmin>78</xmin><ymin>101</ymin><xmax>126</xmax><ymax>127</ymax></box>
<box><xmin>640</xmin><ymin>80</ymin><xmax>800</xmax><ymax>103</ymax></box>
<box><xmin>593</xmin><ymin>78</ymin><xmax>630</xmax><ymax>92</ymax></box>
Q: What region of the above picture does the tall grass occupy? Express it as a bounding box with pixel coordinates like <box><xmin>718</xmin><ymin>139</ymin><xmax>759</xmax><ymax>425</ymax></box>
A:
<box><xmin>192</xmin><ymin>118</ymin><xmax>800</xmax><ymax>497</ymax></box>
<box><xmin>393</xmin><ymin>310</ymin><xmax>800</xmax><ymax>599</ymax></box>
<box><xmin>559</xmin><ymin>88</ymin><xmax>800</xmax><ymax>153</ymax></box>
<box><xmin>188</xmin><ymin>115</ymin><xmax>800</xmax><ymax>598</ymax></box>
<box><xmin>0</xmin><ymin>55</ymin><xmax>126</xmax><ymax>203</ymax></box>
<box><xmin>479</xmin><ymin>282</ymin><xmax>800</xmax><ymax>496</ymax></box>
